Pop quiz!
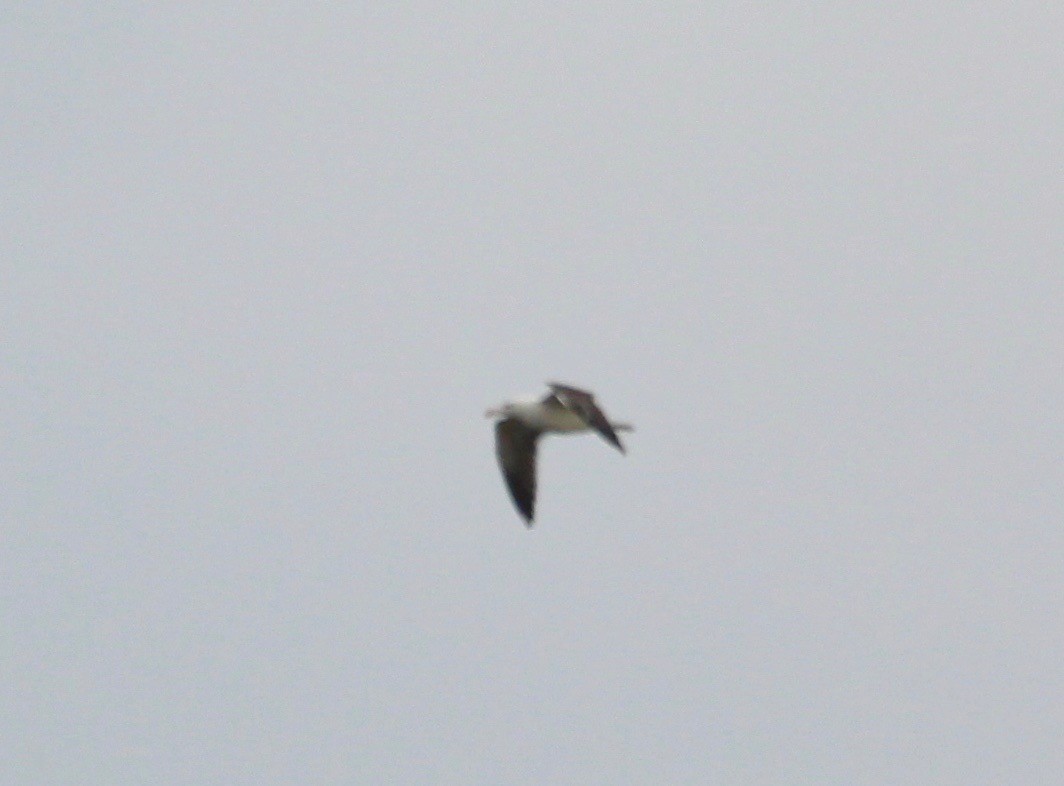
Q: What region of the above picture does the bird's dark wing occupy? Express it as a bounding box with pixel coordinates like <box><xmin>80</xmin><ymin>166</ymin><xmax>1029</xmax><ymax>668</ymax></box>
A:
<box><xmin>494</xmin><ymin>417</ymin><xmax>540</xmax><ymax>525</ymax></box>
<box><xmin>547</xmin><ymin>382</ymin><xmax>625</xmax><ymax>453</ymax></box>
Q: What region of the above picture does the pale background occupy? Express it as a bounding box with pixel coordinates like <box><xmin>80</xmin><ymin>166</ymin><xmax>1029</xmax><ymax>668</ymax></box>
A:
<box><xmin>3</xmin><ymin>4</ymin><xmax>1062</xmax><ymax>783</ymax></box>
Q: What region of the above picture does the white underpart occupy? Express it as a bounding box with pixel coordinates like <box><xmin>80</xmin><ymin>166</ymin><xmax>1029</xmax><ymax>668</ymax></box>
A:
<box><xmin>508</xmin><ymin>399</ymin><xmax>589</xmax><ymax>433</ymax></box>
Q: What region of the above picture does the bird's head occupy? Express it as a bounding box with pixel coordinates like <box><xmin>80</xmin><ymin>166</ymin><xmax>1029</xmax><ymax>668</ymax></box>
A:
<box><xmin>484</xmin><ymin>403</ymin><xmax>510</xmax><ymax>420</ymax></box>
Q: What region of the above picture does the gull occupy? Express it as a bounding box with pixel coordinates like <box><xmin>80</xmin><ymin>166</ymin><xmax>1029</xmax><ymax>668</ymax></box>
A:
<box><xmin>485</xmin><ymin>382</ymin><xmax>632</xmax><ymax>526</ymax></box>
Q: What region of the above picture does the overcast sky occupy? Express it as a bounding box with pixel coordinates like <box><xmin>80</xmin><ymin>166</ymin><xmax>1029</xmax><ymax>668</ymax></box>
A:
<box><xmin>3</xmin><ymin>4</ymin><xmax>1062</xmax><ymax>784</ymax></box>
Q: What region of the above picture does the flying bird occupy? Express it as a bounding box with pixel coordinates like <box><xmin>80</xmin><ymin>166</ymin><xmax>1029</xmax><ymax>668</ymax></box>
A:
<box><xmin>485</xmin><ymin>382</ymin><xmax>633</xmax><ymax>526</ymax></box>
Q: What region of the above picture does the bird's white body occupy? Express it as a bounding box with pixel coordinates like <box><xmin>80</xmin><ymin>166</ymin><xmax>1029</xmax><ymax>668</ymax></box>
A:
<box><xmin>505</xmin><ymin>398</ymin><xmax>590</xmax><ymax>433</ymax></box>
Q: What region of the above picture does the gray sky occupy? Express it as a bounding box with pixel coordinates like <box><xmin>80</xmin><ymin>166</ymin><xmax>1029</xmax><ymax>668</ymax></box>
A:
<box><xmin>3</xmin><ymin>4</ymin><xmax>1062</xmax><ymax>784</ymax></box>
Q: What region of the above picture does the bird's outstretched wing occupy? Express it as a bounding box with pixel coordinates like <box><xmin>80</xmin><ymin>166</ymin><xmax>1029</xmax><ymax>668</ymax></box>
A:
<box><xmin>494</xmin><ymin>417</ymin><xmax>540</xmax><ymax>525</ymax></box>
<box><xmin>547</xmin><ymin>382</ymin><xmax>625</xmax><ymax>453</ymax></box>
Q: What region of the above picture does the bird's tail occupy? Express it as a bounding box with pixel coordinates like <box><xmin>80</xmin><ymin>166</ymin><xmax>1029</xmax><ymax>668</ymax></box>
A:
<box><xmin>611</xmin><ymin>422</ymin><xmax>635</xmax><ymax>432</ymax></box>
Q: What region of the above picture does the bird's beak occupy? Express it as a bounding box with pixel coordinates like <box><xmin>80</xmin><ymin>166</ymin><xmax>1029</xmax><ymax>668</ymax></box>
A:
<box><xmin>485</xmin><ymin>407</ymin><xmax>499</xmax><ymax>419</ymax></box>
